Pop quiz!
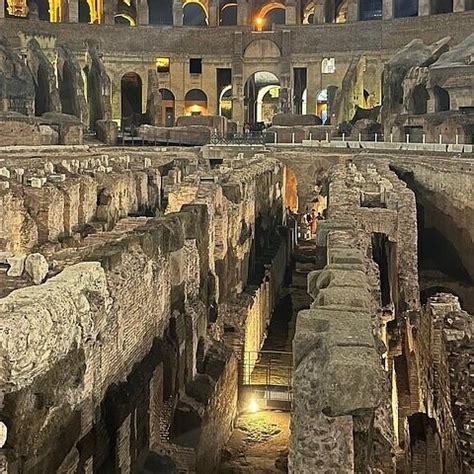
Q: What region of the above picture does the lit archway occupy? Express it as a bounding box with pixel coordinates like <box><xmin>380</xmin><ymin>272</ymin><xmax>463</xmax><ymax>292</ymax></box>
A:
<box><xmin>160</xmin><ymin>88</ymin><xmax>175</xmax><ymax>126</ymax></box>
<box><xmin>219</xmin><ymin>0</ymin><xmax>237</xmax><ymax>25</ymax></box>
<box><xmin>184</xmin><ymin>89</ymin><xmax>208</xmax><ymax>115</ymax></box>
<box><xmin>183</xmin><ymin>0</ymin><xmax>208</xmax><ymax>25</ymax></box>
<box><xmin>114</xmin><ymin>13</ymin><xmax>136</xmax><ymax>25</ymax></box>
<box><xmin>219</xmin><ymin>85</ymin><xmax>233</xmax><ymax>119</ymax></box>
<box><xmin>316</xmin><ymin>89</ymin><xmax>328</xmax><ymax>123</ymax></box>
<box><xmin>302</xmin><ymin>1</ymin><xmax>315</xmax><ymax>23</ymax></box>
<box><xmin>148</xmin><ymin>0</ymin><xmax>173</xmax><ymax>24</ymax></box>
<box><xmin>121</xmin><ymin>72</ymin><xmax>143</xmax><ymax>127</ymax></box>
<box><xmin>257</xmin><ymin>2</ymin><xmax>285</xmax><ymax>31</ymax></box>
<box><xmin>244</xmin><ymin>71</ymin><xmax>280</xmax><ymax>126</ymax></box>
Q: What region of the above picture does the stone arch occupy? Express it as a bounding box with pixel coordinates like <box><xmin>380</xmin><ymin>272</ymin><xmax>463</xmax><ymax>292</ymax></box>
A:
<box><xmin>244</xmin><ymin>70</ymin><xmax>281</xmax><ymax>125</ymax></box>
<box><xmin>160</xmin><ymin>88</ymin><xmax>176</xmax><ymax>126</ymax></box>
<box><xmin>219</xmin><ymin>85</ymin><xmax>232</xmax><ymax>119</ymax></box>
<box><xmin>244</xmin><ymin>39</ymin><xmax>281</xmax><ymax>59</ymax></box>
<box><xmin>121</xmin><ymin>71</ymin><xmax>143</xmax><ymax>127</ymax></box>
<box><xmin>257</xmin><ymin>2</ymin><xmax>286</xmax><ymax>30</ymax></box>
<box><xmin>219</xmin><ymin>0</ymin><xmax>237</xmax><ymax>25</ymax></box>
<box><xmin>184</xmin><ymin>88</ymin><xmax>208</xmax><ymax>115</ymax></box>
<box><xmin>183</xmin><ymin>0</ymin><xmax>208</xmax><ymax>25</ymax></box>
<box><xmin>433</xmin><ymin>85</ymin><xmax>450</xmax><ymax>112</ymax></box>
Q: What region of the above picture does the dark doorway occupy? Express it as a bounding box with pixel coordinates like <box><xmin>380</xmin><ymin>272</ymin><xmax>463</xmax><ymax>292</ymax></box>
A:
<box><xmin>34</xmin><ymin>64</ymin><xmax>50</xmax><ymax>116</ymax></box>
<box><xmin>411</xmin><ymin>85</ymin><xmax>429</xmax><ymax>115</ymax></box>
<box><xmin>148</xmin><ymin>0</ymin><xmax>173</xmax><ymax>24</ymax></box>
<box><xmin>121</xmin><ymin>72</ymin><xmax>142</xmax><ymax>127</ymax></box>
<box><xmin>394</xmin><ymin>0</ymin><xmax>418</xmax><ymax>17</ymax></box>
<box><xmin>359</xmin><ymin>0</ymin><xmax>382</xmax><ymax>20</ymax></box>
<box><xmin>78</xmin><ymin>0</ymin><xmax>91</xmax><ymax>22</ymax></box>
<box><xmin>433</xmin><ymin>86</ymin><xmax>450</xmax><ymax>112</ymax></box>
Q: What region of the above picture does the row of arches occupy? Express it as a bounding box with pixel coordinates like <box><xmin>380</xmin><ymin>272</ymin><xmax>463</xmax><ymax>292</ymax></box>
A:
<box><xmin>6</xmin><ymin>0</ymin><xmax>471</xmax><ymax>25</ymax></box>
<box><xmin>120</xmin><ymin>70</ymin><xmax>334</xmax><ymax>127</ymax></box>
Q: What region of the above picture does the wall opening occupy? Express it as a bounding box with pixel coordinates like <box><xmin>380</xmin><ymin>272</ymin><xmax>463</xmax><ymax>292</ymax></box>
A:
<box><xmin>411</xmin><ymin>85</ymin><xmax>429</xmax><ymax>115</ymax></box>
<box><xmin>78</xmin><ymin>0</ymin><xmax>91</xmax><ymax>22</ymax></box>
<box><xmin>359</xmin><ymin>0</ymin><xmax>382</xmax><ymax>20</ymax></box>
<box><xmin>184</xmin><ymin>89</ymin><xmax>208</xmax><ymax>115</ymax></box>
<box><xmin>433</xmin><ymin>86</ymin><xmax>450</xmax><ymax>112</ymax></box>
<box><xmin>159</xmin><ymin>88</ymin><xmax>175</xmax><ymax>126</ymax></box>
<box><xmin>59</xmin><ymin>61</ymin><xmax>76</xmax><ymax>116</ymax></box>
<box><xmin>148</xmin><ymin>0</ymin><xmax>173</xmax><ymax>24</ymax></box>
<box><xmin>34</xmin><ymin>64</ymin><xmax>50</xmax><ymax>116</ymax></box>
<box><xmin>394</xmin><ymin>0</ymin><xmax>418</xmax><ymax>17</ymax></box>
<box><xmin>219</xmin><ymin>0</ymin><xmax>237</xmax><ymax>24</ymax></box>
<box><xmin>183</xmin><ymin>1</ymin><xmax>208</xmax><ymax>25</ymax></box>
<box><xmin>430</xmin><ymin>0</ymin><xmax>453</xmax><ymax>13</ymax></box>
<box><xmin>121</xmin><ymin>72</ymin><xmax>142</xmax><ymax>128</ymax></box>
<box><xmin>244</xmin><ymin>71</ymin><xmax>281</xmax><ymax>126</ymax></box>
<box><xmin>258</xmin><ymin>3</ymin><xmax>286</xmax><ymax>30</ymax></box>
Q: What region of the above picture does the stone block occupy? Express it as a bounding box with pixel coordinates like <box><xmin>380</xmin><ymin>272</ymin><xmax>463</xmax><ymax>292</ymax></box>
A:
<box><xmin>96</xmin><ymin>120</ymin><xmax>118</xmax><ymax>145</ymax></box>
<box><xmin>6</xmin><ymin>255</ymin><xmax>26</xmax><ymax>277</ymax></box>
<box><xmin>25</xmin><ymin>253</ymin><xmax>49</xmax><ymax>285</ymax></box>
<box><xmin>0</xmin><ymin>168</ymin><xmax>11</xmax><ymax>179</ymax></box>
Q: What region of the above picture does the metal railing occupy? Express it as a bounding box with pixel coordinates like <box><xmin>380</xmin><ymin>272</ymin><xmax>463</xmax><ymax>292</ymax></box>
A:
<box><xmin>210</xmin><ymin>131</ymin><xmax>272</xmax><ymax>145</ymax></box>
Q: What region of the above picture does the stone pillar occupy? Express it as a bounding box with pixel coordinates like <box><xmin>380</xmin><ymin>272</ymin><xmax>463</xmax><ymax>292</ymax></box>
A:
<box><xmin>103</xmin><ymin>0</ymin><xmax>115</xmax><ymax>24</ymax></box>
<box><xmin>347</xmin><ymin>0</ymin><xmax>358</xmax><ymax>20</ymax></box>
<box><xmin>237</xmin><ymin>0</ymin><xmax>248</xmax><ymax>25</ymax></box>
<box><xmin>286</xmin><ymin>1</ymin><xmax>297</xmax><ymax>24</ymax></box>
<box><xmin>0</xmin><ymin>0</ymin><xmax>5</xmax><ymax>18</ymax></box>
<box><xmin>67</xmin><ymin>0</ymin><xmax>78</xmax><ymax>21</ymax></box>
<box><xmin>232</xmin><ymin>79</ymin><xmax>244</xmax><ymax>130</ymax></box>
<box><xmin>383</xmin><ymin>0</ymin><xmax>393</xmax><ymax>19</ymax></box>
<box><xmin>173</xmin><ymin>0</ymin><xmax>183</xmax><ymax>25</ymax></box>
<box><xmin>453</xmin><ymin>0</ymin><xmax>465</xmax><ymax>11</ymax></box>
<box><xmin>208</xmin><ymin>0</ymin><xmax>218</xmax><ymax>26</ymax></box>
<box><xmin>137</xmin><ymin>0</ymin><xmax>149</xmax><ymax>25</ymax></box>
<box><xmin>418</xmin><ymin>0</ymin><xmax>430</xmax><ymax>16</ymax></box>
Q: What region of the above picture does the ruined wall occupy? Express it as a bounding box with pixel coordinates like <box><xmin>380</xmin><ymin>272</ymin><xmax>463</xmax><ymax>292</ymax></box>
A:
<box><xmin>0</xmin><ymin>149</ymin><xmax>286</xmax><ymax>473</ymax></box>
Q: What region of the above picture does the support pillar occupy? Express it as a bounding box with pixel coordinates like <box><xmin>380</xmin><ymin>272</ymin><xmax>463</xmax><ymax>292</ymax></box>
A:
<box><xmin>286</xmin><ymin>1</ymin><xmax>297</xmax><ymax>24</ymax></box>
<box><xmin>237</xmin><ymin>0</ymin><xmax>248</xmax><ymax>26</ymax></box>
<box><xmin>453</xmin><ymin>0</ymin><xmax>465</xmax><ymax>11</ymax></box>
<box><xmin>137</xmin><ymin>0</ymin><xmax>149</xmax><ymax>25</ymax></box>
<box><xmin>208</xmin><ymin>0</ymin><xmax>218</xmax><ymax>26</ymax></box>
<box><xmin>347</xmin><ymin>0</ymin><xmax>358</xmax><ymax>21</ymax></box>
<box><xmin>68</xmin><ymin>0</ymin><xmax>78</xmax><ymax>22</ymax></box>
<box><xmin>173</xmin><ymin>0</ymin><xmax>183</xmax><ymax>26</ymax></box>
<box><xmin>0</xmin><ymin>0</ymin><xmax>5</xmax><ymax>18</ymax></box>
<box><xmin>418</xmin><ymin>0</ymin><xmax>430</xmax><ymax>16</ymax></box>
<box><xmin>103</xmin><ymin>0</ymin><xmax>115</xmax><ymax>24</ymax></box>
<box><xmin>382</xmin><ymin>0</ymin><xmax>393</xmax><ymax>19</ymax></box>
<box><xmin>232</xmin><ymin>78</ymin><xmax>244</xmax><ymax>130</ymax></box>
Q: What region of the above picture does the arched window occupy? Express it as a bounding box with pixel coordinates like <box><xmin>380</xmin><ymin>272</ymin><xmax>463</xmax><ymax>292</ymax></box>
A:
<box><xmin>148</xmin><ymin>0</ymin><xmax>173</xmax><ymax>24</ymax></box>
<box><xmin>257</xmin><ymin>3</ymin><xmax>285</xmax><ymax>30</ymax></box>
<box><xmin>359</xmin><ymin>0</ymin><xmax>382</xmax><ymax>20</ymax></box>
<box><xmin>317</xmin><ymin>89</ymin><xmax>328</xmax><ymax>123</ymax></box>
<box><xmin>433</xmin><ymin>86</ymin><xmax>450</xmax><ymax>112</ymax></box>
<box><xmin>411</xmin><ymin>85</ymin><xmax>429</xmax><ymax>115</ymax></box>
<box><xmin>219</xmin><ymin>0</ymin><xmax>237</xmax><ymax>25</ymax></box>
<box><xmin>159</xmin><ymin>88</ymin><xmax>176</xmax><ymax>126</ymax></box>
<box><xmin>184</xmin><ymin>89</ymin><xmax>208</xmax><ymax>115</ymax></box>
<box><xmin>219</xmin><ymin>85</ymin><xmax>233</xmax><ymax>119</ymax></box>
<box><xmin>183</xmin><ymin>1</ymin><xmax>208</xmax><ymax>25</ymax></box>
<box><xmin>78</xmin><ymin>0</ymin><xmax>91</xmax><ymax>22</ymax></box>
<box><xmin>121</xmin><ymin>72</ymin><xmax>143</xmax><ymax>126</ymax></box>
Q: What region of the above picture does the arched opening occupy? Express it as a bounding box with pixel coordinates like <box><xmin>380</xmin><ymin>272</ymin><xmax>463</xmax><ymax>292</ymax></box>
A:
<box><xmin>335</xmin><ymin>0</ymin><xmax>348</xmax><ymax>21</ymax></box>
<box><xmin>34</xmin><ymin>64</ymin><xmax>50</xmax><ymax>116</ymax></box>
<box><xmin>359</xmin><ymin>0</ymin><xmax>382</xmax><ymax>20</ymax></box>
<box><xmin>219</xmin><ymin>85</ymin><xmax>233</xmax><ymax>119</ymax></box>
<box><xmin>302</xmin><ymin>1</ymin><xmax>315</xmax><ymax>23</ymax></box>
<box><xmin>420</xmin><ymin>286</ymin><xmax>461</xmax><ymax>305</ymax></box>
<box><xmin>408</xmin><ymin>413</ymin><xmax>443</xmax><ymax>471</ymax></box>
<box><xmin>184</xmin><ymin>89</ymin><xmax>208</xmax><ymax>115</ymax></box>
<box><xmin>430</xmin><ymin>0</ymin><xmax>453</xmax><ymax>14</ymax></box>
<box><xmin>59</xmin><ymin>62</ymin><xmax>76</xmax><ymax>116</ymax></box>
<box><xmin>257</xmin><ymin>3</ymin><xmax>286</xmax><ymax>30</ymax></box>
<box><xmin>394</xmin><ymin>0</ymin><xmax>418</xmax><ymax>17</ymax></box>
<box><xmin>433</xmin><ymin>86</ymin><xmax>450</xmax><ymax>112</ymax></box>
<box><xmin>78</xmin><ymin>0</ymin><xmax>91</xmax><ymax>22</ymax></box>
<box><xmin>219</xmin><ymin>0</ymin><xmax>237</xmax><ymax>25</ymax></box>
<box><xmin>28</xmin><ymin>0</ymin><xmax>50</xmax><ymax>20</ymax></box>
<box><xmin>114</xmin><ymin>13</ymin><xmax>136</xmax><ymax>25</ymax></box>
<box><xmin>411</xmin><ymin>85</ymin><xmax>429</xmax><ymax>115</ymax></box>
<box><xmin>159</xmin><ymin>88</ymin><xmax>175</xmax><ymax>126</ymax></box>
<box><xmin>114</xmin><ymin>0</ymin><xmax>136</xmax><ymax>24</ymax></box>
<box><xmin>183</xmin><ymin>1</ymin><xmax>208</xmax><ymax>25</ymax></box>
<box><xmin>121</xmin><ymin>72</ymin><xmax>143</xmax><ymax>128</ymax></box>
<box><xmin>148</xmin><ymin>0</ymin><xmax>173</xmax><ymax>24</ymax></box>
<box><xmin>316</xmin><ymin>89</ymin><xmax>328</xmax><ymax>124</ymax></box>
<box><xmin>244</xmin><ymin>71</ymin><xmax>280</xmax><ymax>127</ymax></box>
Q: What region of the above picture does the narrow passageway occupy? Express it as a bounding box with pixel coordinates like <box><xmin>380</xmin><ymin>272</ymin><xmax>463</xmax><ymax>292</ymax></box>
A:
<box><xmin>218</xmin><ymin>237</ymin><xmax>324</xmax><ymax>473</ymax></box>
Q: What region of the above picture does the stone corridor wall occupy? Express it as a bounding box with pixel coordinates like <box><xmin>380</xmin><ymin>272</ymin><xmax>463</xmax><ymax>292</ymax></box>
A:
<box><xmin>0</xmin><ymin>149</ymin><xmax>286</xmax><ymax>473</ymax></box>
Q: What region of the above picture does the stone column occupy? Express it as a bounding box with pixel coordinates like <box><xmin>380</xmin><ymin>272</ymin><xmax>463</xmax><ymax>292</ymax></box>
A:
<box><xmin>137</xmin><ymin>0</ymin><xmax>149</xmax><ymax>25</ymax></box>
<box><xmin>0</xmin><ymin>0</ymin><xmax>5</xmax><ymax>18</ymax></box>
<box><xmin>173</xmin><ymin>0</ymin><xmax>183</xmax><ymax>26</ymax></box>
<box><xmin>418</xmin><ymin>0</ymin><xmax>430</xmax><ymax>16</ymax></box>
<box><xmin>68</xmin><ymin>0</ymin><xmax>78</xmax><ymax>22</ymax></box>
<box><xmin>237</xmin><ymin>0</ymin><xmax>248</xmax><ymax>26</ymax></box>
<box><xmin>208</xmin><ymin>0</ymin><xmax>218</xmax><ymax>26</ymax></box>
<box><xmin>347</xmin><ymin>0</ymin><xmax>358</xmax><ymax>21</ymax></box>
<box><xmin>103</xmin><ymin>0</ymin><xmax>115</xmax><ymax>24</ymax></box>
<box><xmin>453</xmin><ymin>0</ymin><xmax>465</xmax><ymax>11</ymax></box>
<box><xmin>232</xmin><ymin>79</ymin><xmax>244</xmax><ymax>130</ymax></box>
<box><xmin>286</xmin><ymin>1</ymin><xmax>297</xmax><ymax>24</ymax></box>
<box><xmin>383</xmin><ymin>0</ymin><xmax>393</xmax><ymax>19</ymax></box>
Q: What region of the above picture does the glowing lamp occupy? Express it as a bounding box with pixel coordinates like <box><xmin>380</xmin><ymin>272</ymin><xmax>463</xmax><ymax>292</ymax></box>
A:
<box><xmin>255</xmin><ymin>17</ymin><xmax>264</xmax><ymax>31</ymax></box>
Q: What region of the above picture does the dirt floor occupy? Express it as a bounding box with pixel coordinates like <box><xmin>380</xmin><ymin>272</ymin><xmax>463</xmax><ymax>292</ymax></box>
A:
<box><xmin>218</xmin><ymin>411</ymin><xmax>290</xmax><ymax>473</ymax></box>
